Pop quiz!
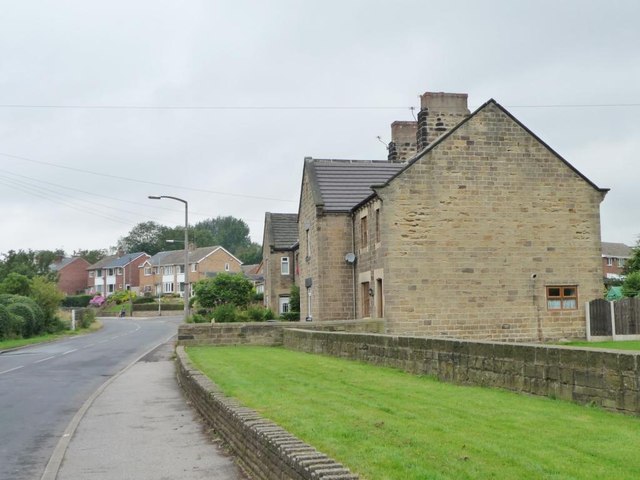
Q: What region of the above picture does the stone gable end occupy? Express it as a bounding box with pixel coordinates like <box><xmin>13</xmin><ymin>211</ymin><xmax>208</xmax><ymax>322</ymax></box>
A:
<box><xmin>376</xmin><ymin>102</ymin><xmax>604</xmax><ymax>341</ymax></box>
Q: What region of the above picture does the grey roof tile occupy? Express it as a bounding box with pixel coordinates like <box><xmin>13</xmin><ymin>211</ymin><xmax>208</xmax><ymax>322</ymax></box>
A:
<box><xmin>308</xmin><ymin>159</ymin><xmax>403</xmax><ymax>212</ymax></box>
<box><xmin>145</xmin><ymin>246</ymin><xmax>228</xmax><ymax>266</ymax></box>
<box><xmin>267</xmin><ymin>213</ymin><xmax>298</xmax><ymax>250</ymax></box>
<box><xmin>602</xmin><ymin>242</ymin><xmax>633</xmax><ymax>258</ymax></box>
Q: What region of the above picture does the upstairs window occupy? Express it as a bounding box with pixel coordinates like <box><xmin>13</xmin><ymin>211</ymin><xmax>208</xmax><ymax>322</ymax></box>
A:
<box><xmin>144</xmin><ymin>267</ymin><xmax>152</xmax><ymax>276</ymax></box>
<box><xmin>375</xmin><ymin>208</ymin><xmax>381</xmax><ymax>243</ymax></box>
<box><xmin>107</xmin><ymin>268</ymin><xmax>114</xmax><ymax>276</ymax></box>
<box><xmin>547</xmin><ymin>286</ymin><xmax>578</xmax><ymax>310</ymax></box>
<box><xmin>360</xmin><ymin>216</ymin><xmax>368</xmax><ymax>247</ymax></box>
<box><xmin>281</xmin><ymin>257</ymin><xmax>290</xmax><ymax>275</ymax></box>
<box><xmin>225</xmin><ymin>263</ymin><xmax>230</xmax><ymax>272</ymax></box>
<box><xmin>164</xmin><ymin>266</ymin><xmax>173</xmax><ymax>275</ymax></box>
<box><xmin>606</xmin><ymin>257</ymin><xmax>613</xmax><ymax>266</ymax></box>
<box><xmin>618</xmin><ymin>258</ymin><xmax>625</xmax><ymax>267</ymax></box>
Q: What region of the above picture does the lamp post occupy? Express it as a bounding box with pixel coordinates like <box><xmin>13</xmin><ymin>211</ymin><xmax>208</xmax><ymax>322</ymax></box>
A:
<box><xmin>148</xmin><ymin>195</ymin><xmax>190</xmax><ymax>322</ymax></box>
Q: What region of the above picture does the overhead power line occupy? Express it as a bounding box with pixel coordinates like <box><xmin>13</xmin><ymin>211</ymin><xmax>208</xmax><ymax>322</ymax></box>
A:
<box><xmin>0</xmin><ymin>103</ymin><xmax>639</xmax><ymax>110</ymax></box>
<box><xmin>0</xmin><ymin>152</ymin><xmax>296</xmax><ymax>203</ymax></box>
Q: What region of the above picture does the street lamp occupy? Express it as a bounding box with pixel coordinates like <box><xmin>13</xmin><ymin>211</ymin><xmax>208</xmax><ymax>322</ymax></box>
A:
<box><xmin>148</xmin><ymin>195</ymin><xmax>190</xmax><ymax>322</ymax></box>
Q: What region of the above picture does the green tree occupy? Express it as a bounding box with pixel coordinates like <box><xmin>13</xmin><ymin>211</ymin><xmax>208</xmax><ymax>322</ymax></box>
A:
<box><xmin>73</xmin><ymin>248</ymin><xmax>108</xmax><ymax>265</ymax></box>
<box><xmin>623</xmin><ymin>244</ymin><xmax>640</xmax><ymax>275</ymax></box>
<box><xmin>235</xmin><ymin>242</ymin><xmax>263</xmax><ymax>264</ymax></box>
<box><xmin>118</xmin><ymin>221</ymin><xmax>170</xmax><ymax>255</ymax></box>
<box><xmin>193</xmin><ymin>273</ymin><xmax>254</xmax><ymax>309</ymax></box>
<box><xmin>289</xmin><ymin>284</ymin><xmax>300</xmax><ymax>313</ymax></box>
<box><xmin>195</xmin><ymin>216</ymin><xmax>252</xmax><ymax>253</ymax></box>
<box><xmin>0</xmin><ymin>272</ymin><xmax>32</xmax><ymax>296</ymax></box>
<box><xmin>29</xmin><ymin>276</ymin><xmax>64</xmax><ymax>327</ymax></box>
<box><xmin>622</xmin><ymin>271</ymin><xmax>640</xmax><ymax>298</ymax></box>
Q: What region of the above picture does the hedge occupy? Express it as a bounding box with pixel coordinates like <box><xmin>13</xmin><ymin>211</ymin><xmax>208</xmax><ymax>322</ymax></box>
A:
<box><xmin>133</xmin><ymin>303</ymin><xmax>184</xmax><ymax>312</ymax></box>
<box><xmin>62</xmin><ymin>294</ymin><xmax>93</xmax><ymax>308</ymax></box>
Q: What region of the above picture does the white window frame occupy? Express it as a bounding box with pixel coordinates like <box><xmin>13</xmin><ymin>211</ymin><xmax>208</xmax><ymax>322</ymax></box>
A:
<box><xmin>279</xmin><ymin>296</ymin><xmax>290</xmax><ymax>315</ymax></box>
<box><xmin>144</xmin><ymin>266</ymin><xmax>152</xmax><ymax>276</ymax></box>
<box><xmin>164</xmin><ymin>266</ymin><xmax>174</xmax><ymax>275</ymax></box>
<box><xmin>281</xmin><ymin>257</ymin><xmax>290</xmax><ymax>275</ymax></box>
<box><xmin>164</xmin><ymin>282</ymin><xmax>174</xmax><ymax>293</ymax></box>
<box><xmin>191</xmin><ymin>263</ymin><xmax>197</xmax><ymax>272</ymax></box>
<box><xmin>225</xmin><ymin>263</ymin><xmax>230</xmax><ymax>272</ymax></box>
<box><xmin>606</xmin><ymin>257</ymin><xmax>613</xmax><ymax>266</ymax></box>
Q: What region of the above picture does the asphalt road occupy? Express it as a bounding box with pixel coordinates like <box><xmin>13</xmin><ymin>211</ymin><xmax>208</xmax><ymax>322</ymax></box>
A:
<box><xmin>0</xmin><ymin>316</ymin><xmax>181</xmax><ymax>480</ymax></box>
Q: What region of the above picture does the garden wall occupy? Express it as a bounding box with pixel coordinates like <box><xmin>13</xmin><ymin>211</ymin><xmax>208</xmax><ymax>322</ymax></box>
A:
<box><xmin>283</xmin><ymin>329</ymin><xmax>640</xmax><ymax>415</ymax></box>
<box><xmin>177</xmin><ymin>319</ymin><xmax>385</xmax><ymax>347</ymax></box>
<box><xmin>176</xmin><ymin>346</ymin><xmax>358</xmax><ymax>480</ymax></box>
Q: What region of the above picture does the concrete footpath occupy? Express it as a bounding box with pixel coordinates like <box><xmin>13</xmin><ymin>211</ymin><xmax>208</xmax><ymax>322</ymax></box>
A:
<box><xmin>50</xmin><ymin>340</ymin><xmax>247</xmax><ymax>480</ymax></box>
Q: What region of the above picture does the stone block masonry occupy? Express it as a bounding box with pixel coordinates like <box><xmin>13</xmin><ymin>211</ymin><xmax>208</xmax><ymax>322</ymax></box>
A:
<box><xmin>176</xmin><ymin>346</ymin><xmax>359</xmax><ymax>480</ymax></box>
<box><xmin>283</xmin><ymin>329</ymin><xmax>640</xmax><ymax>415</ymax></box>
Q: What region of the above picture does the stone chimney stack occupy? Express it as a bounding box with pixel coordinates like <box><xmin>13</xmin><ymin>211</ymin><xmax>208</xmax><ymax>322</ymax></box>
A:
<box><xmin>387</xmin><ymin>121</ymin><xmax>418</xmax><ymax>163</ymax></box>
<box><xmin>416</xmin><ymin>92</ymin><xmax>470</xmax><ymax>151</ymax></box>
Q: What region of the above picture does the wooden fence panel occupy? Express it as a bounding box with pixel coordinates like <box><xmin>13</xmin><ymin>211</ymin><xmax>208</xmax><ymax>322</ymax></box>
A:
<box><xmin>614</xmin><ymin>298</ymin><xmax>640</xmax><ymax>335</ymax></box>
<box><xmin>589</xmin><ymin>298</ymin><xmax>612</xmax><ymax>336</ymax></box>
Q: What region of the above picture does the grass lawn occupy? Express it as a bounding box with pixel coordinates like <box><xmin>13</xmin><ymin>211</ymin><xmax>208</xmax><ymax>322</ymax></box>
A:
<box><xmin>565</xmin><ymin>340</ymin><xmax>640</xmax><ymax>351</ymax></box>
<box><xmin>187</xmin><ymin>346</ymin><xmax>640</xmax><ymax>480</ymax></box>
<box><xmin>0</xmin><ymin>321</ymin><xmax>102</xmax><ymax>351</ymax></box>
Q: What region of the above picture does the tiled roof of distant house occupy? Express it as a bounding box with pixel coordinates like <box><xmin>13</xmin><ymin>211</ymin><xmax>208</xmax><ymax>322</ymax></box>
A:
<box><xmin>602</xmin><ymin>242</ymin><xmax>633</xmax><ymax>258</ymax></box>
<box><xmin>266</xmin><ymin>213</ymin><xmax>298</xmax><ymax>250</ymax></box>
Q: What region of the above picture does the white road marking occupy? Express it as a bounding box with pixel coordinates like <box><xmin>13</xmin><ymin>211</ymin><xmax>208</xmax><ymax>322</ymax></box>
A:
<box><xmin>0</xmin><ymin>365</ymin><xmax>24</xmax><ymax>375</ymax></box>
<box><xmin>34</xmin><ymin>355</ymin><xmax>56</xmax><ymax>364</ymax></box>
<box><xmin>61</xmin><ymin>349</ymin><xmax>78</xmax><ymax>355</ymax></box>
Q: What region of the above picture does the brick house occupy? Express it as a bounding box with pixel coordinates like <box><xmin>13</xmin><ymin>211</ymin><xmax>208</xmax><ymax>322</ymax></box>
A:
<box><xmin>602</xmin><ymin>242</ymin><xmax>633</xmax><ymax>281</ymax></box>
<box><xmin>51</xmin><ymin>257</ymin><xmax>90</xmax><ymax>295</ymax></box>
<box><xmin>87</xmin><ymin>252</ymin><xmax>149</xmax><ymax>296</ymax></box>
<box><xmin>296</xmin><ymin>91</ymin><xmax>608</xmax><ymax>342</ymax></box>
<box><xmin>138</xmin><ymin>246</ymin><xmax>242</xmax><ymax>297</ymax></box>
<box><xmin>262</xmin><ymin>213</ymin><xmax>298</xmax><ymax>315</ymax></box>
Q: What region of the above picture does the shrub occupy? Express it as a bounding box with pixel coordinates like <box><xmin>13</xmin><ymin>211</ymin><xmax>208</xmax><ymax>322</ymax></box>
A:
<box><xmin>246</xmin><ymin>306</ymin><xmax>268</xmax><ymax>322</ymax></box>
<box><xmin>133</xmin><ymin>296</ymin><xmax>156</xmax><ymax>304</ymax></box>
<box><xmin>7</xmin><ymin>302</ymin><xmax>44</xmax><ymax>337</ymax></box>
<box><xmin>107</xmin><ymin>290</ymin><xmax>137</xmax><ymax>305</ymax></box>
<box><xmin>30</xmin><ymin>276</ymin><xmax>64</xmax><ymax>327</ymax></box>
<box><xmin>212</xmin><ymin>304</ymin><xmax>238</xmax><ymax>323</ymax></box>
<box><xmin>89</xmin><ymin>295</ymin><xmax>106</xmax><ymax>307</ymax></box>
<box><xmin>263</xmin><ymin>308</ymin><xmax>275</xmax><ymax>321</ymax></box>
<box><xmin>133</xmin><ymin>303</ymin><xmax>183</xmax><ymax>312</ymax></box>
<box><xmin>280</xmin><ymin>311</ymin><xmax>300</xmax><ymax>322</ymax></box>
<box><xmin>622</xmin><ymin>271</ymin><xmax>640</xmax><ymax>298</ymax></box>
<box><xmin>0</xmin><ymin>304</ymin><xmax>22</xmax><ymax>339</ymax></box>
<box><xmin>0</xmin><ymin>272</ymin><xmax>31</xmax><ymax>296</ymax></box>
<box><xmin>190</xmin><ymin>313</ymin><xmax>211</xmax><ymax>323</ymax></box>
<box><xmin>62</xmin><ymin>294</ymin><xmax>92</xmax><ymax>308</ymax></box>
<box><xmin>74</xmin><ymin>308</ymin><xmax>96</xmax><ymax>329</ymax></box>
<box><xmin>193</xmin><ymin>274</ymin><xmax>253</xmax><ymax>309</ymax></box>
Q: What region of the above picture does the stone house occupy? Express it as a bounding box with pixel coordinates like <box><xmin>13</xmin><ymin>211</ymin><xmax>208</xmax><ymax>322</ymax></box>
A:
<box><xmin>297</xmin><ymin>91</ymin><xmax>608</xmax><ymax>341</ymax></box>
<box><xmin>262</xmin><ymin>213</ymin><xmax>298</xmax><ymax>315</ymax></box>
<box><xmin>601</xmin><ymin>242</ymin><xmax>633</xmax><ymax>282</ymax></box>
<box><xmin>87</xmin><ymin>252</ymin><xmax>149</xmax><ymax>296</ymax></box>
<box><xmin>51</xmin><ymin>256</ymin><xmax>90</xmax><ymax>295</ymax></box>
<box><xmin>138</xmin><ymin>246</ymin><xmax>242</xmax><ymax>297</ymax></box>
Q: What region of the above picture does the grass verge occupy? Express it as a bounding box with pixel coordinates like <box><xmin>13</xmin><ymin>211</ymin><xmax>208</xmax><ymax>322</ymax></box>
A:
<box><xmin>564</xmin><ymin>340</ymin><xmax>640</xmax><ymax>351</ymax></box>
<box><xmin>187</xmin><ymin>346</ymin><xmax>640</xmax><ymax>480</ymax></box>
<box><xmin>0</xmin><ymin>320</ymin><xmax>103</xmax><ymax>351</ymax></box>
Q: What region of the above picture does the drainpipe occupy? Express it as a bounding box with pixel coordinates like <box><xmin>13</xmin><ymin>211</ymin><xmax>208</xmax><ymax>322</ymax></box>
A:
<box><xmin>351</xmin><ymin>211</ymin><xmax>357</xmax><ymax>320</ymax></box>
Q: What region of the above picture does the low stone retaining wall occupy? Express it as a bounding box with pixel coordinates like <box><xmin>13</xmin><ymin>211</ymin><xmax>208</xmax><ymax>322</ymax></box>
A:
<box><xmin>177</xmin><ymin>319</ymin><xmax>385</xmax><ymax>347</ymax></box>
<box><xmin>176</xmin><ymin>346</ymin><xmax>358</xmax><ymax>480</ymax></box>
<box><xmin>283</xmin><ymin>329</ymin><xmax>640</xmax><ymax>415</ymax></box>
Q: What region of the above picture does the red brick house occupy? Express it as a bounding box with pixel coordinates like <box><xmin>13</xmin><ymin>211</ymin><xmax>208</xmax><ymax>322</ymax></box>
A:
<box><xmin>51</xmin><ymin>257</ymin><xmax>90</xmax><ymax>295</ymax></box>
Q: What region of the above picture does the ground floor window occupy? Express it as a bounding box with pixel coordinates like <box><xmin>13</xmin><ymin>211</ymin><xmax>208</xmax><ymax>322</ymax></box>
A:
<box><xmin>547</xmin><ymin>286</ymin><xmax>578</xmax><ymax>310</ymax></box>
<box><xmin>164</xmin><ymin>282</ymin><xmax>174</xmax><ymax>293</ymax></box>
<box><xmin>107</xmin><ymin>284</ymin><xmax>114</xmax><ymax>293</ymax></box>
<box><xmin>279</xmin><ymin>296</ymin><xmax>290</xmax><ymax>315</ymax></box>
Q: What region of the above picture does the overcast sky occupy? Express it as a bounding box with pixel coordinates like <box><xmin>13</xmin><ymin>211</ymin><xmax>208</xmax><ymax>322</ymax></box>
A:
<box><xmin>1</xmin><ymin>0</ymin><xmax>638</xmax><ymax>256</ymax></box>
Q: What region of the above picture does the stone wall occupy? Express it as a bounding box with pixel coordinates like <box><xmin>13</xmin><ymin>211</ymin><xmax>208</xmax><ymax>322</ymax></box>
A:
<box><xmin>283</xmin><ymin>329</ymin><xmax>640</xmax><ymax>415</ymax></box>
<box><xmin>177</xmin><ymin>319</ymin><xmax>385</xmax><ymax>347</ymax></box>
<box><xmin>176</xmin><ymin>347</ymin><xmax>358</xmax><ymax>480</ymax></box>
